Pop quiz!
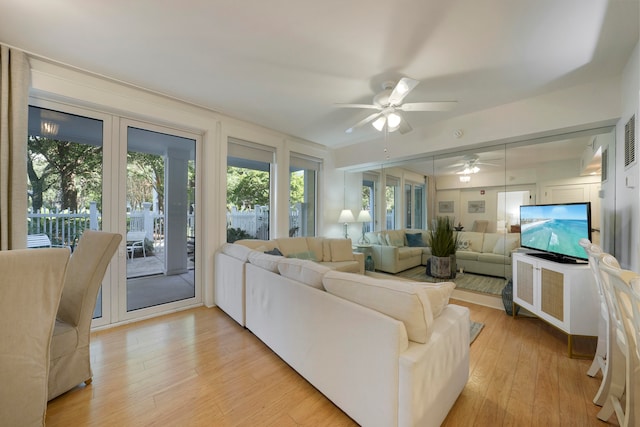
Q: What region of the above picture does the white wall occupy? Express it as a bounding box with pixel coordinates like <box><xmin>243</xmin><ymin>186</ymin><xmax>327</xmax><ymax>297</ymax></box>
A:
<box><xmin>616</xmin><ymin>40</ymin><xmax>640</xmax><ymax>270</ymax></box>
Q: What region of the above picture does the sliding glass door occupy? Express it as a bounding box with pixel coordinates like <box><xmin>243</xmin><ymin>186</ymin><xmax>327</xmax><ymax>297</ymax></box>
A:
<box><xmin>122</xmin><ymin>122</ymin><xmax>197</xmax><ymax>314</ymax></box>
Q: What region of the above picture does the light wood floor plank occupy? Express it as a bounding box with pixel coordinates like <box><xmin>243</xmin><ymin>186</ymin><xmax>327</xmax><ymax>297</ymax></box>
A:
<box><xmin>46</xmin><ymin>299</ymin><xmax>620</xmax><ymax>426</ymax></box>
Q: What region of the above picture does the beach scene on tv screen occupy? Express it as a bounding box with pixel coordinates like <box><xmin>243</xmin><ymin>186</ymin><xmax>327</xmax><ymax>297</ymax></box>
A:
<box><xmin>520</xmin><ymin>204</ymin><xmax>589</xmax><ymax>259</ymax></box>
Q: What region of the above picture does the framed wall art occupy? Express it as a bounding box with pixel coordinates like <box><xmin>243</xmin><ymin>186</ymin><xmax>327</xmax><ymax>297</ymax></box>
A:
<box><xmin>468</xmin><ymin>200</ymin><xmax>485</xmax><ymax>213</ymax></box>
<box><xmin>439</xmin><ymin>201</ymin><xmax>454</xmax><ymax>213</ymax></box>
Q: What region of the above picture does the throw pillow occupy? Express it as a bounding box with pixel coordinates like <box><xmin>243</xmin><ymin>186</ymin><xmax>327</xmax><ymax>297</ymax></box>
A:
<box><xmin>385</xmin><ymin>230</ymin><xmax>405</xmax><ymax>247</ymax></box>
<box><xmin>416</xmin><ymin>282</ymin><xmax>456</xmax><ymax>317</ymax></box>
<box><xmin>276</xmin><ymin>237</ymin><xmax>309</xmax><ymax>257</ymax></box>
<box><xmin>264</xmin><ymin>247</ymin><xmax>283</xmax><ymax>256</ymax></box>
<box><xmin>322</xmin><ymin>270</ymin><xmax>434</xmax><ymax>344</ymax></box>
<box><xmin>456</xmin><ymin>239</ymin><xmax>470</xmax><ymax>250</ymax></box>
<box><xmin>306</xmin><ymin>237</ymin><xmax>325</xmax><ymax>262</ymax></box>
<box><xmin>405</xmin><ymin>232</ymin><xmax>425</xmax><ymax>247</ymax></box>
<box><xmin>330</xmin><ymin>239</ymin><xmax>354</xmax><ymax>262</ymax></box>
<box><xmin>277</xmin><ymin>258</ymin><xmax>330</xmax><ymax>290</ymax></box>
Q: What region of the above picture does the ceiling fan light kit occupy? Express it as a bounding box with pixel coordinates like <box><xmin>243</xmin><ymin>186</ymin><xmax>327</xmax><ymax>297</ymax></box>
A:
<box><xmin>336</xmin><ymin>77</ymin><xmax>457</xmax><ymax>135</ymax></box>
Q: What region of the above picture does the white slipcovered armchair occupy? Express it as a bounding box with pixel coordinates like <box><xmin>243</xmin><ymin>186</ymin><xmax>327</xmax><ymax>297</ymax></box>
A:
<box><xmin>48</xmin><ymin>230</ymin><xmax>122</xmax><ymax>400</ymax></box>
<box><xmin>0</xmin><ymin>248</ymin><xmax>70</xmax><ymax>426</ymax></box>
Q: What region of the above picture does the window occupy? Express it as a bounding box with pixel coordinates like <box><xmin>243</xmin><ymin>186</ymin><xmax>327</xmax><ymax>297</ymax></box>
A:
<box><xmin>227</xmin><ymin>139</ymin><xmax>275</xmax><ymax>242</ymax></box>
<box><xmin>386</xmin><ymin>175</ymin><xmax>399</xmax><ymax>229</ymax></box>
<box><xmin>27</xmin><ymin>106</ymin><xmax>103</xmax><ymax>248</ymax></box>
<box><xmin>289</xmin><ymin>153</ymin><xmax>320</xmax><ymax>237</ymax></box>
<box><xmin>362</xmin><ymin>172</ymin><xmax>377</xmax><ymax>232</ymax></box>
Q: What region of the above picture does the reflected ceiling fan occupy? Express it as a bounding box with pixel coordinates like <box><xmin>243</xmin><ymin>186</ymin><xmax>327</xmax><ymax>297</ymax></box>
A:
<box><xmin>445</xmin><ymin>154</ymin><xmax>500</xmax><ymax>174</ymax></box>
<box><xmin>336</xmin><ymin>77</ymin><xmax>457</xmax><ymax>135</ymax></box>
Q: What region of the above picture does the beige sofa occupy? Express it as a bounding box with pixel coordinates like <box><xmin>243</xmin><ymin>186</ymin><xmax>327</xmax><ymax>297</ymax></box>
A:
<box><xmin>366</xmin><ymin>229</ymin><xmax>519</xmax><ymax>278</ymax></box>
<box><xmin>455</xmin><ymin>231</ymin><xmax>519</xmax><ymax>279</ymax></box>
<box><xmin>215</xmin><ymin>237</ymin><xmax>364</xmax><ymax>326</ymax></box>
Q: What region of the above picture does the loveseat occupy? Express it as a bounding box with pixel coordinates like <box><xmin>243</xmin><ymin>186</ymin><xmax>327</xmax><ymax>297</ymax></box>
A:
<box><xmin>214</xmin><ymin>241</ymin><xmax>470</xmax><ymax>427</ymax></box>
<box><xmin>365</xmin><ymin>228</ymin><xmax>519</xmax><ymax>278</ymax></box>
<box><xmin>215</xmin><ymin>237</ymin><xmax>364</xmax><ymax>326</ymax></box>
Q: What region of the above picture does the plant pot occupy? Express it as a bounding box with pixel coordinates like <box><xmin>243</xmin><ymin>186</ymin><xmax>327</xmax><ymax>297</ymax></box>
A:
<box><xmin>430</xmin><ymin>255</ymin><xmax>457</xmax><ymax>279</ymax></box>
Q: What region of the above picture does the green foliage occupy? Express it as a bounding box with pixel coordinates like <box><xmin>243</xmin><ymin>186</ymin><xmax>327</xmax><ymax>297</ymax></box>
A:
<box><xmin>290</xmin><ymin>170</ymin><xmax>305</xmax><ymax>204</ymax></box>
<box><xmin>428</xmin><ymin>216</ymin><xmax>459</xmax><ymax>257</ymax></box>
<box><xmin>227</xmin><ymin>166</ymin><xmax>270</xmax><ymax>208</ymax></box>
<box><xmin>227</xmin><ymin>227</ymin><xmax>255</xmax><ymax>243</ymax></box>
<box><xmin>128</xmin><ymin>152</ymin><xmax>164</xmax><ymax>212</ymax></box>
<box><xmin>28</xmin><ymin>136</ymin><xmax>102</xmax><ymax>211</ymax></box>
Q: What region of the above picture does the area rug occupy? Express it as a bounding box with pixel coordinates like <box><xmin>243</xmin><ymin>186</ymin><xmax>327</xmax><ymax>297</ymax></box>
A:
<box><xmin>470</xmin><ymin>321</ymin><xmax>484</xmax><ymax>344</ymax></box>
<box><xmin>396</xmin><ymin>265</ymin><xmax>507</xmax><ymax>296</ymax></box>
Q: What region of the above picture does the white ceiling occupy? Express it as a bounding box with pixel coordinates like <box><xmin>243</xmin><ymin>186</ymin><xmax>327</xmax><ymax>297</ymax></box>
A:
<box><xmin>0</xmin><ymin>0</ymin><xmax>637</xmax><ymax>150</ymax></box>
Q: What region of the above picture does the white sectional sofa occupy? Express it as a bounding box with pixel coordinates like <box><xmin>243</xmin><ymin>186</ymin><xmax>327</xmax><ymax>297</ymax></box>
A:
<box><xmin>365</xmin><ymin>228</ymin><xmax>519</xmax><ymax>278</ymax></box>
<box><xmin>215</xmin><ymin>241</ymin><xmax>470</xmax><ymax>427</ymax></box>
<box><xmin>215</xmin><ymin>237</ymin><xmax>364</xmax><ymax>326</ymax></box>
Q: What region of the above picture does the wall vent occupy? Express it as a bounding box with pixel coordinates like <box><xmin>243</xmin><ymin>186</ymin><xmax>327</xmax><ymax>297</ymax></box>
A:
<box><xmin>625</xmin><ymin>115</ymin><xmax>635</xmax><ymax>167</ymax></box>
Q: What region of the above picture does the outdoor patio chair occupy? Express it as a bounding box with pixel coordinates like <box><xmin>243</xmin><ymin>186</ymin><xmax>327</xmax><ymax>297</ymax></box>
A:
<box><xmin>48</xmin><ymin>230</ymin><xmax>122</xmax><ymax>400</ymax></box>
<box><xmin>0</xmin><ymin>248</ymin><xmax>70</xmax><ymax>426</ymax></box>
<box><xmin>126</xmin><ymin>231</ymin><xmax>146</xmax><ymax>259</ymax></box>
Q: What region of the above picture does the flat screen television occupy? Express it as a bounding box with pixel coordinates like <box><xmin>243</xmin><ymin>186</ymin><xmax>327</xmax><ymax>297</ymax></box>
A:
<box><xmin>519</xmin><ymin>202</ymin><xmax>591</xmax><ymax>263</ymax></box>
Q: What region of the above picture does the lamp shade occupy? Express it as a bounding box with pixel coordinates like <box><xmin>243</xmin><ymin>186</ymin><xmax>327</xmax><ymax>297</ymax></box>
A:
<box><xmin>357</xmin><ymin>210</ymin><xmax>372</xmax><ymax>222</ymax></box>
<box><xmin>338</xmin><ymin>209</ymin><xmax>355</xmax><ymax>223</ymax></box>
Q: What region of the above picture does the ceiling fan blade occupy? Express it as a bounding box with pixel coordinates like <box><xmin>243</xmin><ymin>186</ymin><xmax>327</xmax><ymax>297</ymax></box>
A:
<box><xmin>399</xmin><ymin>101</ymin><xmax>457</xmax><ymax>112</ymax></box>
<box><xmin>334</xmin><ymin>103</ymin><xmax>381</xmax><ymax>110</ymax></box>
<box><xmin>345</xmin><ymin>111</ymin><xmax>383</xmax><ymax>134</ymax></box>
<box><xmin>388</xmin><ymin>77</ymin><xmax>419</xmax><ymax>105</ymax></box>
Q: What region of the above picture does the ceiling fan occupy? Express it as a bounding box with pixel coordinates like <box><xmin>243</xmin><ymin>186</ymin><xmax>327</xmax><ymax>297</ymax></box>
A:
<box><xmin>445</xmin><ymin>154</ymin><xmax>500</xmax><ymax>174</ymax></box>
<box><xmin>336</xmin><ymin>77</ymin><xmax>457</xmax><ymax>135</ymax></box>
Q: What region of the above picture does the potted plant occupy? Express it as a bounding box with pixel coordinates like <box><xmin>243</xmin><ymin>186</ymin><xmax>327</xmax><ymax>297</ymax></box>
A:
<box><xmin>427</xmin><ymin>216</ymin><xmax>459</xmax><ymax>279</ymax></box>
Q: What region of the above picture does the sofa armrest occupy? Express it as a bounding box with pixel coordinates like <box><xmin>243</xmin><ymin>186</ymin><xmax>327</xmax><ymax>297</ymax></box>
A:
<box><xmin>371</xmin><ymin>245</ymin><xmax>399</xmax><ymax>271</ymax></box>
<box><xmin>353</xmin><ymin>252</ymin><xmax>365</xmax><ymax>274</ymax></box>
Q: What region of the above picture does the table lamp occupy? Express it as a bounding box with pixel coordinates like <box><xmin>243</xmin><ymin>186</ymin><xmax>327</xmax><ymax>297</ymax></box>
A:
<box><xmin>338</xmin><ymin>209</ymin><xmax>355</xmax><ymax>239</ymax></box>
<box><xmin>356</xmin><ymin>210</ymin><xmax>372</xmax><ymax>244</ymax></box>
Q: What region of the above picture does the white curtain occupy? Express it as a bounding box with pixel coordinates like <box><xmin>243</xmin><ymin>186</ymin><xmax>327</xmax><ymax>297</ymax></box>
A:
<box><xmin>0</xmin><ymin>45</ymin><xmax>29</xmax><ymax>250</ymax></box>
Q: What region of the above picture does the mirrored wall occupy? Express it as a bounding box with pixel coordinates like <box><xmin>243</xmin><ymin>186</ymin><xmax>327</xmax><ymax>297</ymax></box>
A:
<box><xmin>351</xmin><ymin>127</ymin><xmax>616</xmax><ymax>297</ymax></box>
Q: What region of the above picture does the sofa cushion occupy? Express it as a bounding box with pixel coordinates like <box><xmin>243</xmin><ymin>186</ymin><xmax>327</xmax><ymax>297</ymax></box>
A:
<box><xmin>247</xmin><ymin>251</ymin><xmax>282</xmax><ymax>272</ymax></box>
<box><xmin>405</xmin><ymin>232</ymin><xmax>425</xmax><ymax>247</ymax></box>
<box><xmin>365</xmin><ymin>232</ymin><xmax>380</xmax><ymax>245</ymax></box>
<box><xmin>322</xmin><ymin>270</ymin><xmax>434</xmax><ymax>343</ymax></box>
<box><xmin>235</xmin><ymin>239</ymin><xmax>277</xmax><ymax>251</ymax></box>
<box><xmin>477</xmin><ymin>252</ymin><xmax>511</xmax><ymax>265</ymax></box>
<box><xmin>385</xmin><ymin>230</ymin><xmax>405</xmax><ymax>247</ymax></box>
<box><xmin>493</xmin><ymin>234</ymin><xmax>520</xmax><ymax>256</ymax></box>
<box><xmin>457</xmin><ymin>232</ymin><xmax>484</xmax><ymax>252</ymax></box>
<box><xmin>277</xmin><ymin>258</ymin><xmax>330</xmax><ymax>290</ymax></box>
<box><xmin>455</xmin><ymin>250</ymin><xmax>478</xmax><ymax>261</ymax></box>
<box><xmin>276</xmin><ymin>237</ymin><xmax>309</xmax><ymax>257</ymax></box>
<box><xmin>481</xmin><ymin>233</ymin><xmax>501</xmax><ymax>253</ymax></box>
<box><xmin>324</xmin><ymin>238</ymin><xmax>354</xmax><ymax>262</ymax></box>
<box><xmin>398</xmin><ymin>247</ymin><xmax>422</xmax><ymax>260</ymax></box>
<box><xmin>220</xmin><ymin>243</ymin><xmax>253</xmax><ymax>261</ymax></box>
<box><xmin>306</xmin><ymin>237</ymin><xmax>325</xmax><ymax>262</ymax></box>
<box><xmin>287</xmin><ymin>251</ymin><xmax>317</xmax><ymax>261</ymax></box>
<box><xmin>416</xmin><ymin>281</ymin><xmax>456</xmax><ymax>318</ymax></box>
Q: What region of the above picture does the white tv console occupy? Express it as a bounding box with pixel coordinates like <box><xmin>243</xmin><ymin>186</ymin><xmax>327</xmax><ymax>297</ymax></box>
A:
<box><xmin>511</xmin><ymin>252</ymin><xmax>599</xmax><ymax>358</ymax></box>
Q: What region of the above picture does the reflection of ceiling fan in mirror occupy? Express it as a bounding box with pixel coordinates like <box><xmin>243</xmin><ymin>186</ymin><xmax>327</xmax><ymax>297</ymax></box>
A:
<box><xmin>445</xmin><ymin>154</ymin><xmax>500</xmax><ymax>175</ymax></box>
<box><xmin>335</xmin><ymin>77</ymin><xmax>457</xmax><ymax>135</ymax></box>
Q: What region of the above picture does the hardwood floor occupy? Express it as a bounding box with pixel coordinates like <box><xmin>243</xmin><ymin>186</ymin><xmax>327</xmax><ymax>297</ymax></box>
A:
<box><xmin>46</xmin><ymin>299</ymin><xmax>619</xmax><ymax>426</ymax></box>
